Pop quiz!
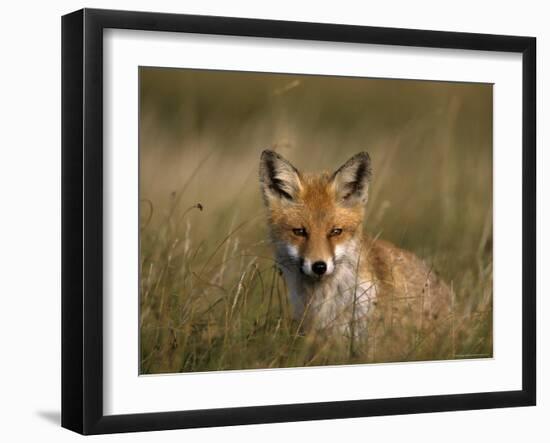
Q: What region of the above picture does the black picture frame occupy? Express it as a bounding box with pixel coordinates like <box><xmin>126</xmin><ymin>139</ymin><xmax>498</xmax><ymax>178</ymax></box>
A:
<box><xmin>61</xmin><ymin>8</ymin><xmax>536</xmax><ymax>435</ymax></box>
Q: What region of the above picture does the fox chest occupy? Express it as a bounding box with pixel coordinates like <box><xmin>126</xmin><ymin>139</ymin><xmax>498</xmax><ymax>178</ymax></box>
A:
<box><xmin>285</xmin><ymin>269</ymin><xmax>377</xmax><ymax>333</ymax></box>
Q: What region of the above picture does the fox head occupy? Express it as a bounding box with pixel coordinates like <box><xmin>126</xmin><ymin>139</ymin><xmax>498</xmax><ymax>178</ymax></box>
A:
<box><xmin>259</xmin><ymin>149</ymin><xmax>371</xmax><ymax>280</ymax></box>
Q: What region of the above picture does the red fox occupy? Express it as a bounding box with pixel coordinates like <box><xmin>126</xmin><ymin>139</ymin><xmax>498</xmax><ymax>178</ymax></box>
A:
<box><xmin>259</xmin><ymin>150</ymin><xmax>452</xmax><ymax>351</ymax></box>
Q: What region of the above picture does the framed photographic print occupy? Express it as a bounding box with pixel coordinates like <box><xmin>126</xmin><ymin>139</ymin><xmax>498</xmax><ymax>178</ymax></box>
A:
<box><xmin>61</xmin><ymin>8</ymin><xmax>536</xmax><ymax>435</ymax></box>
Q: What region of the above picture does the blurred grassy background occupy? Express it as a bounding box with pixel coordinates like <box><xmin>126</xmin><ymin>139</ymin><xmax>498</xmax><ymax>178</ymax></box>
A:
<box><xmin>139</xmin><ymin>67</ymin><xmax>493</xmax><ymax>374</ymax></box>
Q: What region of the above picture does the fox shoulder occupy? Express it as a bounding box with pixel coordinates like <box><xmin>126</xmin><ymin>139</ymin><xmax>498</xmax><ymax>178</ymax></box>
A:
<box><xmin>364</xmin><ymin>236</ymin><xmax>452</xmax><ymax>314</ymax></box>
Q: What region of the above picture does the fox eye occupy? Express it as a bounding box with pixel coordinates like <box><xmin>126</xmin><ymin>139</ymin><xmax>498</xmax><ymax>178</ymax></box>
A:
<box><xmin>329</xmin><ymin>228</ymin><xmax>343</xmax><ymax>237</ymax></box>
<box><xmin>292</xmin><ymin>228</ymin><xmax>307</xmax><ymax>237</ymax></box>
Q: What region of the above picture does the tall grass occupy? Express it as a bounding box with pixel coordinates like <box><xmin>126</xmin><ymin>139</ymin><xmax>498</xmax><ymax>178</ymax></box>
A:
<box><xmin>139</xmin><ymin>68</ymin><xmax>493</xmax><ymax>374</ymax></box>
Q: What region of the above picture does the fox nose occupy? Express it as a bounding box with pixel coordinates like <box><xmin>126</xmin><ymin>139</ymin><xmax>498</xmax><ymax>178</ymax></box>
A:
<box><xmin>312</xmin><ymin>261</ymin><xmax>327</xmax><ymax>276</ymax></box>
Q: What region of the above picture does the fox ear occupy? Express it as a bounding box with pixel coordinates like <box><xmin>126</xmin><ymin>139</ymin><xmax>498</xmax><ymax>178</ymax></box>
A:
<box><xmin>259</xmin><ymin>150</ymin><xmax>302</xmax><ymax>204</ymax></box>
<box><xmin>331</xmin><ymin>152</ymin><xmax>372</xmax><ymax>206</ymax></box>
